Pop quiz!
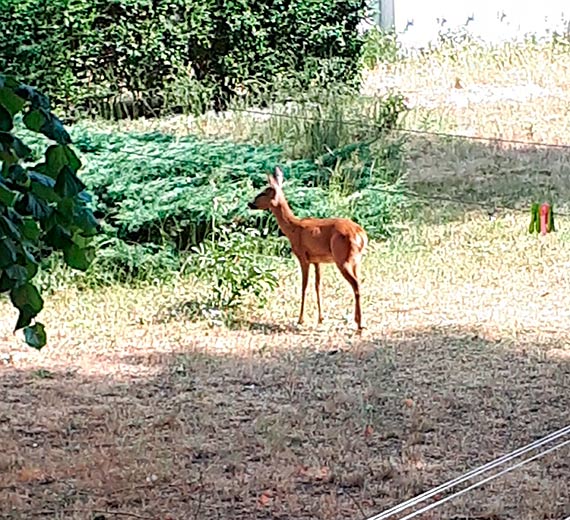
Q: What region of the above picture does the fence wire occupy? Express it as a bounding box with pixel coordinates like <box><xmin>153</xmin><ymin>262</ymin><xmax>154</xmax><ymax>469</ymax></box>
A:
<box><xmin>367</xmin><ymin>425</ymin><xmax>570</xmax><ymax>520</ymax></box>
<box><xmin>91</xmin><ymin>131</ymin><xmax>570</xmax><ymax>218</ymax></box>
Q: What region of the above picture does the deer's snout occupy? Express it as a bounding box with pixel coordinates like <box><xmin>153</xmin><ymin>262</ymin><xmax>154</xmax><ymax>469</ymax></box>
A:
<box><xmin>248</xmin><ymin>201</ymin><xmax>257</xmax><ymax>210</ymax></box>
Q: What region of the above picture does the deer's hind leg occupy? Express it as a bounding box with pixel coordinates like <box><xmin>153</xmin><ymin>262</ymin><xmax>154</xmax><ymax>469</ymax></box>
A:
<box><xmin>331</xmin><ymin>235</ymin><xmax>363</xmax><ymax>331</ymax></box>
<box><xmin>337</xmin><ymin>262</ymin><xmax>362</xmax><ymax>331</ymax></box>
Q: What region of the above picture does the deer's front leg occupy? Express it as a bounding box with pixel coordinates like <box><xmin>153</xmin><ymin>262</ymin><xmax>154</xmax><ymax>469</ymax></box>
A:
<box><xmin>298</xmin><ymin>260</ymin><xmax>310</xmax><ymax>325</ymax></box>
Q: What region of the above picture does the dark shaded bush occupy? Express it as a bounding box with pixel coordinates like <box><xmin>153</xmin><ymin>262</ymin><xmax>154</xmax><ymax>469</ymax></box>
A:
<box><xmin>0</xmin><ymin>0</ymin><xmax>367</xmax><ymax>117</ymax></box>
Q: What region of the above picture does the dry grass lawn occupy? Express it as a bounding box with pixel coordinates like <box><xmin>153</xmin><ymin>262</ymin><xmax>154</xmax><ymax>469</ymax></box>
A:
<box><xmin>362</xmin><ymin>38</ymin><xmax>570</xmax><ymax>145</ymax></box>
<box><xmin>2</xmin><ymin>40</ymin><xmax>570</xmax><ymax>519</ymax></box>
<box><xmin>2</xmin><ymin>215</ymin><xmax>569</xmax><ymax>519</ymax></box>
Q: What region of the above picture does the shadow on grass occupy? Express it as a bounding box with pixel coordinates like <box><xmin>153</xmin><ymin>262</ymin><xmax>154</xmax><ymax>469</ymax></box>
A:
<box><xmin>405</xmin><ymin>135</ymin><xmax>570</xmax><ymax>223</ymax></box>
<box><xmin>1</xmin><ymin>325</ymin><xmax>569</xmax><ymax>520</ymax></box>
<box><xmin>232</xmin><ymin>319</ymin><xmax>302</xmax><ymax>334</ymax></box>
<box><xmin>156</xmin><ymin>298</ymin><xmax>304</xmax><ymax>335</ymax></box>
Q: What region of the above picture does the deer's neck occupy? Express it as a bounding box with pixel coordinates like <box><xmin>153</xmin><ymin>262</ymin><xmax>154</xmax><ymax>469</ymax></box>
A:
<box><xmin>271</xmin><ymin>199</ymin><xmax>300</xmax><ymax>237</ymax></box>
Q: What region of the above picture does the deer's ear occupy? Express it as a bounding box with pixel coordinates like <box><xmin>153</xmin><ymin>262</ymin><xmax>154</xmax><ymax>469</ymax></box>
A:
<box><xmin>267</xmin><ymin>173</ymin><xmax>277</xmax><ymax>187</ymax></box>
<box><xmin>274</xmin><ymin>166</ymin><xmax>284</xmax><ymax>187</ymax></box>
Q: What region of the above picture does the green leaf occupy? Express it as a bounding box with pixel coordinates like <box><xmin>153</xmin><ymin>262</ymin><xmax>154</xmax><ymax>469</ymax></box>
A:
<box><xmin>5</xmin><ymin>264</ymin><xmax>29</xmax><ymax>285</ymax></box>
<box><xmin>45</xmin><ymin>224</ymin><xmax>73</xmax><ymax>250</ymax></box>
<box><xmin>71</xmin><ymin>231</ymin><xmax>91</xmax><ymax>248</ymax></box>
<box><xmin>0</xmin><ymin>132</ymin><xmax>32</xmax><ymax>160</ymax></box>
<box><xmin>75</xmin><ymin>207</ymin><xmax>100</xmax><ymax>236</ymax></box>
<box><xmin>10</xmin><ymin>282</ymin><xmax>43</xmax><ymax>312</ymax></box>
<box><xmin>24</xmin><ymin>108</ymin><xmax>71</xmax><ymax>144</ymax></box>
<box><xmin>15</xmin><ymin>85</ymin><xmax>50</xmax><ymax>110</ymax></box>
<box><xmin>0</xmin><ymin>87</ymin><xmax>25</xmax><ymax>116</ymax></box>
<box><xmin>39</xmin><ymin>145</ymin><xmax>82</xmax><ymax>179</ymax></box>
<box><xmin>25</xmin><ymin>257</ymin><xmax>39</xmax><ymax>280</ymax></box>
<box><xmin>1</xmin><ymin>76</ymin><xmax>20</xmax><ymax>90</ymax></box>
<box><xmin>23</xmin><ymin>108</ymin><xmax>47</xmax><ymax>133</ymax></box>
<box><xmin>24</xmin><ymin>322</ymin><xmax>47</xmax><ymax>349</ymax></box>
<box><xmin>29</xmin><ymin>172</ymin><xmax>61</xmax><ymax>202</ymax></box>
<box><xmin>10</xmin><ymin>282</ymin><xmax>43</xmax><ymax>330</ymax></box>
<box><xmin>41</xmin><ymin>114</ymin><xmax>72</xmax><ymax>145</ymax></box>
<box><xmin>0</xmin><ymin>182</ymin><xmax>18</xmax><ymax>207</ymax></box>
<box><xmin>0</xmin><ymin>215</ymin><xmax>22</xmax><ymax>240</ymax></box>
<box><xmin>19</xmin><ymin>193</ymin><xmax>51</xmax><ymax>221</ymax></box>
<box><xmin>18</xmin><ymin>247</ymin><xmax>39</xmax><ymax>281</ymax></box>
<box><xmin>0</xmin><ymin>237</ymin><xmax>17</xmax><ymax>267</ymax></box>
<box><xmin>0</xmin><ymin>270</ymin><xmax>11</xmax><ymax>291</ymax></box>
<box><xmin>63</xmin><ymin>243</ymin><xmax>95</xmax><ymax>271</ymax></box>
<box><xmin>55</xmin><ymin>166</ymin><xmax>86</xmax><ymax>198</ymax></box>
<box><xmin>59</xmin><ymin>198</ymin><xmax>99</xmax><ymax>236</ymax></box>
<box><xmin>0</xmin><ymin>146</ymin><xmax>17</xmax><ymax>166</ymax></box>
<box><xmin>11</xmin><ymin>136</ymin><xmax>32</xmax><ymax>159</ymax></box>
<box><xmin>21</xmin><ymin>217</ymin><xmax>41</xmax><ymax>241</ymax></box>
<box><xmin>0</xmin><ymin>105</ymin><xmax>12</xmax><ymax>132</ymax></box>
<box><xmin>14</xmin><ymin>304</ymin><xmax>38</xmax><ymax>330</ymax></box>
<box><xmin>8</xmin><ymin>164</ymin><xmax>30</xmax><ymax>187</ymax></box>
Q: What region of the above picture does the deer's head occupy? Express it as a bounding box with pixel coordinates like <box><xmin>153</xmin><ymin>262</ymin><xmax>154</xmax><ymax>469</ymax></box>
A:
<box><xmin>248</xmin><ymin>167</ymin><xmax>284</xmax><ymax>210</ymax></box>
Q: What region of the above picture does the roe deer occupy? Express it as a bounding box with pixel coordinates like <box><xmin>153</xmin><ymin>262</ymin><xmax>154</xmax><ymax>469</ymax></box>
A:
<box><xmin>248</xmin><ymin>167</ymin><xmax>368</xmax><ymax>331</ymax></box>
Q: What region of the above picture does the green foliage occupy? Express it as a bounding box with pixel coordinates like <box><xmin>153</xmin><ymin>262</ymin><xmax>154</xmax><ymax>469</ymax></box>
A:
<box><xmin>74</xmin><ymin>123</ymin><xmax>406</xmax><ymax>250</ymax></box>
<box><xmin>0</xmin><ymin>0</ymin><xmax>367</xmax><ymax>117</ymax></box>
<box><xmin>90</xmin><ymin>237</ymin><xmax>181</xmax><ymax>285</ymax></box>
<box><xmin>67</xmin><ymin>126</ymin><xmax>406</xmax><ymax>293</ymax></box>
<box><xmin>186</xmin><ymin>223</ymin><xmax>279</xmax><ymax>311</ymax></box>
<box><xmin>248</xmin><ymin>88</ymin><xmax>407</xmax><ymax>160</ymax></box>
<box><xmin>361</xmin><ymin>28</ymin><xmax>401</xmax><ymax>68</ymax></box>
<box><xmin>0</xmin><ymin>75</ymin><xmax>98</xmax><ymax>348</ymax></box>
<box><xmin>74</xmin><ymin>129</ymin><xmax>283</xmax><ymax>248</ymax></box>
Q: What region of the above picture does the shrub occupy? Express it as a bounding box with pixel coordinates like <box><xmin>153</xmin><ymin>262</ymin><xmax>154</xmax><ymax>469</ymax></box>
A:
<box><xmin>361</xmin><ymin>27</ymin><xmax>401</xmax><ymax>68</ymax></box>
<box><xmin>66</xmin><ymin>130</ymin><xmax>406</xmax><ymax>291</ymax></box>
<box><xmin>185</xmin><ymin>223</ymin><xmax>280</xmax><ymax>312</ymax></box>
<box><xmin>0</xmin><ymin>75</ymin><xmax>99</xmax><ymax>348</ymax></box>
<box><xmin>0</xmin><ymin>0</ymin><xmax>367</xmax><ymax>117</ymax></box>
<box><xmin>28</xmin><ymin>91</ymin><xmax>407</xmax><ymax>289</ymax></box>
<box><xmin>88</xmin><ymin>236</ymin><xmax>181</xmax><ymax>285</ymax></box>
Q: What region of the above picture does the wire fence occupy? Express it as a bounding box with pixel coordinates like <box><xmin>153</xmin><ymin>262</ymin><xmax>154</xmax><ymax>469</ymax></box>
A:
<box><xmin>92</xmin><ymin>122</ymin><xmax>570</xmax><ymax>218</ymax></box>
<box><xmin>228</xmin><ymin>106</ymin><xmax>570</xmax><ymax>151</ymax></box>
<box><xmin>92</xmin><ymin>108</ymin><xmax>570</xmax><ymax>518</ymax></box>
<box><xmin>387</xmin><ymin>437</ymin><xmax>569</xmax><ymax>520</ymax></box>
<box><xmin>366</xmin><ymin>425</ymin><xmax>570</xmax><ymax>520</ymax></box>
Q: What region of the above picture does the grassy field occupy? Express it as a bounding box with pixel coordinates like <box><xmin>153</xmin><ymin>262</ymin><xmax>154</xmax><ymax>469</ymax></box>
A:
<box><xmin>2</xmin><ymin>39</ymin><xmax>570</xmax><ymax>519</ymax></box>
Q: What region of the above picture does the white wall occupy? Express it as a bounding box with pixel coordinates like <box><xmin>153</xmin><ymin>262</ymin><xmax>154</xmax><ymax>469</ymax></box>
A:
<box><xmin>389</xmin><ymin>0</ymin><xmax>569</xmax><ymax>47</ymax></box>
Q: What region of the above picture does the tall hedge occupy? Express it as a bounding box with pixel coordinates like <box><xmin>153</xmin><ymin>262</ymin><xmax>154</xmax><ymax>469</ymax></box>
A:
<box><xmin>0</xmin><ymin>0</ymin><xmax>366</xmax><ymax>118</ymax></box>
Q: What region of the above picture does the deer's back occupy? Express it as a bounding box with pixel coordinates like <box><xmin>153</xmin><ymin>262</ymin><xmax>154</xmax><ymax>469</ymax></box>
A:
<box><xmin>290</xmin><ymin>217</ymin><xmax>367</xmax><ymax>263</ymax></box>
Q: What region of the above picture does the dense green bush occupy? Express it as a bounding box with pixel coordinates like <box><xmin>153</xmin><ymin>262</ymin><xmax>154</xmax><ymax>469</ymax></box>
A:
<box><xmin>0</xmin><ymin>0</ymin><xmax>367</xmax><ymax>117</ymax></box>
<box><xmin>64</xmin><ymin>124</ymin><xmax>406</xmax><ymax>288</ymax></box>
<box><xmin>73</xmin><ymin>126</ymin><xmax>406</xmax><ymax>252</ymax></box>
<box><xmin>0</xmin><ymin>75</ymin><xmax>98</xmax><ymax>348</ymax></box>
